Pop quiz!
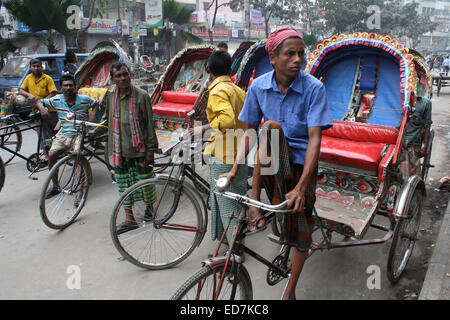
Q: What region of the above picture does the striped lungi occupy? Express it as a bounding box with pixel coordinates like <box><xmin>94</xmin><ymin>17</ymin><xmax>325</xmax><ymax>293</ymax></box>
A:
<box><xmin>256</xmin><ymin>121</ymin><xmax>317</xmax><ymax>252</ymax></box>
<box><xmin>114</xmin><ymin>157</ymin><xmax>156</xmax><ymax>208</ymax></box>
<box><xmin>209</xmin><ymin>156</ymin><xmax>248</xmax><ymax>243</ymax></box>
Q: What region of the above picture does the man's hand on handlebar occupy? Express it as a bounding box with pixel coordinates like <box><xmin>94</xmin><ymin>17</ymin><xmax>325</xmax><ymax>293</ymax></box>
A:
<box><xmin>219</xmin><ymin>167</ymin><xmax>237</xmax><ymax>183</ymax></box>
<box><xmin>285</xmin><ymin>186</ymin><xmax>306</xmax><ymax>215</ymax></box>
<box><xmin>39</xmin><ymin>107</ymin><xmax>50</xmax><ymax>121</ymax></box>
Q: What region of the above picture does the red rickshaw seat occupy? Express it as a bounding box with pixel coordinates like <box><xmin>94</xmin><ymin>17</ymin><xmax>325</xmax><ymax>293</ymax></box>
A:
<box><xmin>152</xmin><ymin>91</ymin><xmax>199</xmax><ymax>121</ymax></box>
<box><xmin>320</xmin><ymin>121</ymin><xmax>399</xmax><ymax>173</ymax></box>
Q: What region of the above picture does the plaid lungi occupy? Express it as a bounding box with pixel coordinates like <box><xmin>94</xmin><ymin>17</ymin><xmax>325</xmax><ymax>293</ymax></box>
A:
<box><xmin>255</xmin><ymin>121</ymin><xmax>317</xmax><ymax>252</ymax></box>
<box><xmin>209</xmin><ymin>156</ymin><xmax>248</xmax><ymax>243</ymax></box>
<box><xmin>114</xmin><ymin>158</ymin><xmax>156</xmax><ymax>208</ymax></box>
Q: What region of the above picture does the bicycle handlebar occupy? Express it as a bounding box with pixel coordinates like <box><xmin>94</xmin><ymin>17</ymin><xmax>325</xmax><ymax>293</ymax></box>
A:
<box><xmin>64</xmin><ymin>112</ymin><xmax>108</xmax><ymax>129</ymax></box>
<box><xmin>215</xmin><ymin>177</ymin><xmax>291</xmax><ymax>213</ymax></box>
<box><xmin>64</xmin><ymin>118</ymin><xmax>108</xmax><ymax>129</ymax></box>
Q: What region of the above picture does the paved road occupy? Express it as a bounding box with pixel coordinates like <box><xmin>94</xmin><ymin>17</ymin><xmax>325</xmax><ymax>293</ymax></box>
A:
<box><xmin>0</xmin><ymin>88</ymin><xmax>449</xmax><ymax>300</ymax></box>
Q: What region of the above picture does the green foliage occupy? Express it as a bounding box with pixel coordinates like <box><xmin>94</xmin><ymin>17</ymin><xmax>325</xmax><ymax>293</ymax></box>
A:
<box><xmin>160</xmin><ymin>0</ymin><xmax>203</xmax><ymax>60</ymax></box>
<box><xmin>163</xmin><ymin>0</ymin><xmax>194</xmax><ymax>26</ymax></box>
<box><xmin>93</xmin><ymin>0</ymin><xmax>111</xmax><ymax>19</ymax></box>
<box><xmin>3</xmin><ymin>0</ymin><xmax>81</xmax><ymax>53</ymax></box>
<box><xmin>303</xmin><ymin>0</ymin><xmax>438</xmax><ymax>49</ymax></box>
<box><xmin>4</xmin><ymin>0</ymin><xmax>81</xmax><ymax>35</ymax></box>
<box><xmin>302</xmin><ymin>33</ymin><xmax>318</xmax><ymax>49</ymax></box>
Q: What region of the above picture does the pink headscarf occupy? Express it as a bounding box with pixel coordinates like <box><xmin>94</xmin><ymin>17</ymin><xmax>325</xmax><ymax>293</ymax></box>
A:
<box><xmin>265</xmin><ymin>28</ymin><xmax>303</xmax><ymax>55</ymax></box>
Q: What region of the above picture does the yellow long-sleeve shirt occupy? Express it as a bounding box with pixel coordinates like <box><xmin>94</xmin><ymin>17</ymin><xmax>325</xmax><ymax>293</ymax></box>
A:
<box><xmin>204</xmin><ymin>76</ymin><xmax>246</xmax><ymax>164</ymax></box>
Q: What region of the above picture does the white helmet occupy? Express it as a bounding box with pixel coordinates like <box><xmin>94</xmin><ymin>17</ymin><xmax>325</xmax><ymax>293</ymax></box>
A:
<box><xmin>13</xmin><ymin>94</ymin><xmax>29</xmax><ymax>107</ymax></box>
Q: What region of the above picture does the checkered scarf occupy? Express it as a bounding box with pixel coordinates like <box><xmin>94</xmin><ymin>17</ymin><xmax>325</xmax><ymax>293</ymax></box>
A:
<box><xmin>111</xmin><ymin>85</ymin><xmax>145</xmax><ymax>167</ymax></box>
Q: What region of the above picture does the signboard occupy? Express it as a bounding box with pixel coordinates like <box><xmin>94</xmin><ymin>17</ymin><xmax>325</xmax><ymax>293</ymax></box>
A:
<box><xmin>192</xmin><ymin>27</ymin><xmax>230</xmax><ymax>38</ymax></box>
<box><xmin>145</xmin><ymin>0</ymin><xmax>163</xmax><ymax>28</ymax></box>
<box><xmin>132</xmin><ymin>27</ymin><xmax>140</xmax><ymax>41</ymax></box>
<box><xmin>250</xmin><ymin>9</ymin><xmax>263</xmax><ymax>26</ymax></box>
<box><xmin>122</xmin><ymin>20</ymin><xmax>130</xmax><ymax>35</ymax></box>
<box><xmin>81</xmin><ymin>18</ymin><xmax>117</xmax><ymax>34</ymax></box>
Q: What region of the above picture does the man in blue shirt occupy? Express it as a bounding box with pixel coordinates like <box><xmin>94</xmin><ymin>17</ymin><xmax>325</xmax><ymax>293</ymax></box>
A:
<box><xmin>35</xmin><ymin>74</ymin><xmax>98</xmax><ymax>199</ymax></box>
<box><xmin>223</xmin><ymin>28</ymin><xmax>332</xmax><ymax>299</ymax></box>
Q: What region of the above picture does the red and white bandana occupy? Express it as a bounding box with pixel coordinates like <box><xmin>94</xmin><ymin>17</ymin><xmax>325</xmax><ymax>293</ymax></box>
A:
<box><xmin>265</xmin><ymin>28</ymin><xmax>302</xmax><ymax>55</ymax></box>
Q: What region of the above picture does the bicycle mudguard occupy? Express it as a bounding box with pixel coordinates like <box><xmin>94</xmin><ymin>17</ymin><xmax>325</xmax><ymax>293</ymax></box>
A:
<box><xmin>393</xmin><ymin>175</ymin><xmax>426</xmax><ymax>218</ymax></box>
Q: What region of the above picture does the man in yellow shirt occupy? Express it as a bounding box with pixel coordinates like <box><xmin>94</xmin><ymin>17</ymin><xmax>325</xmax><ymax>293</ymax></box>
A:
<box><xmin>19</xmin><ymin>59</ymin><xmax>58</xmax><ymax>153</ymax></box>
<box><xmin>20</xmin><ymin>59</ymin><xmax>58</xmax><ymax>103</ymax></box>
<box><xmin>190</xmin><ymin>50</ymin><xmax>248</xmax><ymax>245</ymax></box>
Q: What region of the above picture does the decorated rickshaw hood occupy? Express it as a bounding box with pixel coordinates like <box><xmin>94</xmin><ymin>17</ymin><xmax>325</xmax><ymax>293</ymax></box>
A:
<box><xmin>236</xmin><ymin>33</ymin><xmax>421</xmax><ymax>112</ymax></box>
<box><xmin>304</xmin><ymin>33</ymin><xmax>420</xmax><ymax>112</ymax></box>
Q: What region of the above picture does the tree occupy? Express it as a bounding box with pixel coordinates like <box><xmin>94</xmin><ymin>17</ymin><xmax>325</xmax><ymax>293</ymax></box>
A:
<box><xmin>316</xmin><ymin>0</ymin><xmax>385</xmax><ymax>35</ymax></box>
<box><xmin>159</xmin><ymin>0</ymin><xmax>203</xmax><ymax>61</ymax></box>
<box><xmin>204</xmin><ymin>0</ymin><xmax>231</xmax><ymax>44</ymax></box>
<box><xmin>231</xmin><ymin>0</ymin><xmax>299</xmax><ymax>38</ymax></box>
<box><xmin>4</xmin><ymin>0</ymin><xmax>81</xmax><ymax>53</ymax></box>
<box><xmin>380</xmin><ymin>0</ymin><xmax>437</xmax><ymax>49</ymax></box>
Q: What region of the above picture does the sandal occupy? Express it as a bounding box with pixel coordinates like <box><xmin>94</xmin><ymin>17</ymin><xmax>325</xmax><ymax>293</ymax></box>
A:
<box><xmin>247</xmin><ymin>215</ymin><xmax>267</xmax><ymax>234</ymax></box>
<box><xmin>116</xmin><ymin>222</ymin><xmax>138</xmax><ymax>235</ymax></box>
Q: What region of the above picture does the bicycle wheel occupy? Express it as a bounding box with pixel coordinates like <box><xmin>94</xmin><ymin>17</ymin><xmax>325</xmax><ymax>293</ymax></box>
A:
<box><xmin>170</xmin><ymin>264</ymin><xmax>253</xmax><ymax>300</ymax></box>
<box><xmin>0</xmin><ymin>118</ymin><xmax>22</xmax><ymax>165</ymax></box>
<box><xmin>110</xmin><ymin>176</ymin><xmax>204</xmax><ymax>270</ymax></box>
<box><xmin>387</xmin><ymin>189</ymin><xmax>423</xmax><ymax>283</ymax></box>
<box><xmin>39</xmin><ymin>155</ymin><xmax>90</xmax><ymax>229</ymax></box>
<box><xmin>0</xmin><ymin>156</ymin><xmax>5</xmax><ymax>192</ymax></box>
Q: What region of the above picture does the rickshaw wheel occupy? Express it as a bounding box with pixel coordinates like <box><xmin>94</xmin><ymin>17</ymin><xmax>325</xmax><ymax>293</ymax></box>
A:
<box><xmin>0</xmin><ymin>156</ymin><xmax>5</xmax><ymax>192</ymax></box>
<box><xmin>387</xmin><ymin>189</ymin><xmax>423</xmax><ymax>284</ymax></box>
<box><xmin>0</xmin><ymin>118</ymin><xmax>22</xmax><ymax>165</ymax></box>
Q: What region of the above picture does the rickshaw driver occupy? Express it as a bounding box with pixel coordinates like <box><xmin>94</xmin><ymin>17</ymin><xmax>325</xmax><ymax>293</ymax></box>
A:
<box><xmin>222</xmin><ymin>28</ymin><xmax>332</xmax><ymax>300</ymax></box>
<box><xmin>34</xmin><ymin>74</ymin><xmax>99</xmax><ymax>199</ymax></box>
<box><xmin>399</xmin><ymin>92</ymin><xmax>432</xmax><ymax>179</ymax></box>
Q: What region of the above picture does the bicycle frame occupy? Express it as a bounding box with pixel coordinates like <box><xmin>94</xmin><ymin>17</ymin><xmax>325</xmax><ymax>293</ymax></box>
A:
<box><xmin>0</xmin><ymin>114</ymin><xmax>43</xmax><ymax>163</ymax></box>
<box><xmin>198</xmin><ymin>205</ymin><xmax>290</xmax><ymax>300</ymax></box>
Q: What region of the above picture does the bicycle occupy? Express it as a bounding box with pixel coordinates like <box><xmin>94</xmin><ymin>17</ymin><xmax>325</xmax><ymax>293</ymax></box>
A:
<box><xmin>0</xmin><ymin>110</ymin><xmax>48</xmax><ymax>175</ymax></box>
<box><xmin>39</xmin><ymin>112</ymin><xmax>112</xmax><ymax>230</ymax></box>
<box><xmin>110</xmin><ymin>135</ymin><xmax>210</xmax><ymax>270</ymax></box>
<box><xmin>170</xmin><ymin>177</ymin><xmax>293</xmax><ymax>300</ymax></box>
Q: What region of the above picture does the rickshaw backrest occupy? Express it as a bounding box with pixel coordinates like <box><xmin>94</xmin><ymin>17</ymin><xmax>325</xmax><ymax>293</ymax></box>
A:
<box><xmin>161</xmin><ymin>91</ymin><xmax>198</xmax><ymax>105</ymax></box>
<box><xmin>323</xmin><ymin>120</ymin><xmax>398</xmax><ymax>145</ymax></box>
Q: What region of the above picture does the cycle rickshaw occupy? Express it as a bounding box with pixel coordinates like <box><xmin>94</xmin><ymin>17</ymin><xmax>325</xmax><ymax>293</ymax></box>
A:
<box><xmin>170</xmin><ymin>32</ymin><xmax>435</xmax><ymax>299</ymax></box>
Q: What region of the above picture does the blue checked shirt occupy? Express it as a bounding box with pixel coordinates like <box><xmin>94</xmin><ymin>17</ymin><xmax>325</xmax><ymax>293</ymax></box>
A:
<box><xmin>41</xmin><ymin>94</ymin><xmax>98</xmax><ymax>138</ymax></box>
<box><xmin>238</xmin><ymin>70</ymin><xmax>332</xmax><ymax>165</ymax></box>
